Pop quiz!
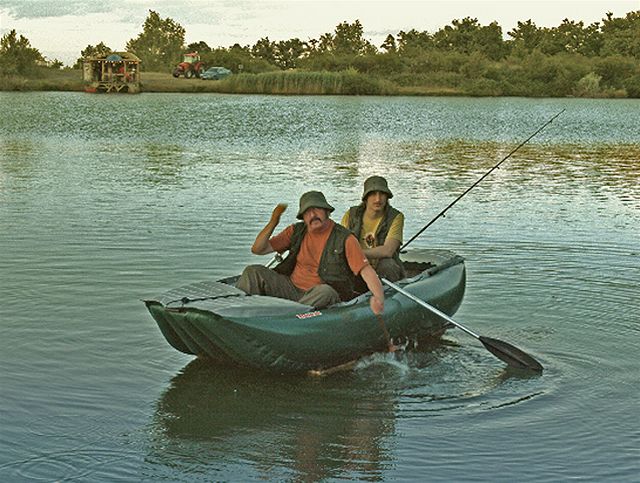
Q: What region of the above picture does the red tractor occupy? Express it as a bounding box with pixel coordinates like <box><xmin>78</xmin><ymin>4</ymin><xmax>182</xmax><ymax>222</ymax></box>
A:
<box><xmin>172</xmin><ymin>52</ymin><xmax>206</xmax><ymax>78</ymax></box>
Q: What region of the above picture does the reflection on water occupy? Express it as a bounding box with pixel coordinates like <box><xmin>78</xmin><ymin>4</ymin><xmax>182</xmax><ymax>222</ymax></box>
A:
<box><xmin>411</xmin><ymin>141</ymin><xmax>640</xmax><ymax>208</ymax></box>
<box><xmin>147</xmin><ymin>339</ymin><xmax>547</xmax><ymax>480</ymax></box>
<box><xmin>150</xmin><ymin>358</ymin><xmax>396</xmax><ymax>481</ymax></box>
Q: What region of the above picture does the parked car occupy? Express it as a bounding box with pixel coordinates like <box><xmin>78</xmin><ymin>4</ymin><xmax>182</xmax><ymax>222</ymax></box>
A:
<box><xmin>201</xmin><ymin>67</ymin><xmax>232</xmax><ymax>80</ymax></box>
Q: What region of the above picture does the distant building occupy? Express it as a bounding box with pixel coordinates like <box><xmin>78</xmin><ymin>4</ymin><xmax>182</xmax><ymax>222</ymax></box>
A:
<box><xmin>83</xmin><ymin>52</ymin><xmax>141</xmax><ymax>93</ymax></box>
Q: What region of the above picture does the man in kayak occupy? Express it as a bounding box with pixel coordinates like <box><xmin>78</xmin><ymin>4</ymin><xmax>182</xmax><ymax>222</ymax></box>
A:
<box><xmin>341</xmin><ymin>176</ymin><xmax>406</xmax><ymax>283</ymax></box>
<box><xmin>236</xmin><ymin>191</ymin><xmax>385</xmax><ymax>314</ymax></box>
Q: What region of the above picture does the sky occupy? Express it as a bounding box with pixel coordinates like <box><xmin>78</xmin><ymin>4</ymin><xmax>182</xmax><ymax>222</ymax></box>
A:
<box><xmin>0</xmin><ymin>0</ymin><xmax>638</xmax><ymax>65</ymax></box>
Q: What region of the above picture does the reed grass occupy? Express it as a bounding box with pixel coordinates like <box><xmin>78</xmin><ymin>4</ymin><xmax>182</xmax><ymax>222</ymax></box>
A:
<box><xmin>141</xmin><ymin>69</ymin><xmax>398</xmax><ymax>95</ymax></box>
<box><xmin>0</xmin><ymin>68</ymin><xmax>82</xmax><ymax>91</ymax></box>
<box><xmin>216</xmin><ymin>70</ymin><xmax>397</xmax><ymax>95</ymax></box>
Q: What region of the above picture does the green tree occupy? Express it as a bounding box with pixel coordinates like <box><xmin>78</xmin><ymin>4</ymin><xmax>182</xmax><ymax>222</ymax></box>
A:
<box><xmin>434</xmin><ymin>18</ymin><xmax>506</xmax><ymax>60</ymax></box>
<box><xmin>397</xmin><ymin>29</ymin><xmax>433</xmax><ymax>55</ymax></box>
<box><xmin>535</xmin><ymin>19</ymin><xmax>604</xmax><ymax>56</ymax></box>
<box><xmin>333</xmin><ymin>20</ymin><xmax>376</xmax><ymax>55</ymax></box>
<box><xmin>274</xmin><ymin>38</ymin><xmax>306</xmax><ymax>69</ymax></box>
<box><xmin>126</xmin><ymin>10</ymin><xmax>185</xmax><ymax>71</ymax></box>
<box><xmin>252</xmin><ymin>37</ymin><xmax>278</xmax><ymax>65</ymax></box>
<box><xmin>317</xmin><ymin>33</ymin><xmax>334</xmax><ymax>53</ymax></box>
<box><xmin>508</xmin><ymin>20</ymin><xmax>544</xmax><ymax>51</ymax></box>
<box><xmin>594</xmin><ymin>55</ymin><xmax>638</xmax><ymax>88</ymax></box>
<box><xmin>475</xmin><ymin>21</ymin><xmax>507</xmax><ymax>59</ymax></box>
<box><xmin>0</xmin><ymin>29</ymin><xmax>43</xmax><ymax>75</ymax></box>
<box><xmin>74</xmin><ymin>41</ymin><xmax>112</xmax><ymax>68</ymax></box>
<box><xmin>201</xmin><ymin>45</ymin><xmax>274</xmax><ymax>74</ymax></box>
<box><xmin>381</xmin><ymin>34</ymin><xmax>397</xmax><ymax>53</ymax></box>
<box><xmin>580</xmin><ymin>22</ymin><xmax>604</xmax><ymax>56</ymax></box>
<box><xmin>600</xmin><ymin>10</ymin><xmax>640</xmax><ymax>58</ymax></box>
<box><xmin>187</xmin><ymin>41</ymin><xmax>211</xmax><ymax>53</ymax></box>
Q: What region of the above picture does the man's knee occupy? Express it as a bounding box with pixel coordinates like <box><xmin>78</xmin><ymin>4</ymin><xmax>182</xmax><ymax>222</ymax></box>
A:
<box><xmin>300</xmin><ymin>284</ymin><xmax>340</xmax><ymax>308</ymax></box>
<box><xmin>236</xmin><ymin>264</ymin><xmax>269</xmax><ymax>294</ymax></box>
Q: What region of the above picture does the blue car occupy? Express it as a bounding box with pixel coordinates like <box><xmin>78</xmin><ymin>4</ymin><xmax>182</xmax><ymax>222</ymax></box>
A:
<box><xmin>201</xmin><ymin>67</ymin><xmax>232</xmax><ymax>80</ymax></box>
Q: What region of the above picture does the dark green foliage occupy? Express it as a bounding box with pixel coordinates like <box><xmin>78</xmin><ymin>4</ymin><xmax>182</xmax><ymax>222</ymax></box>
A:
<box><xmin>600</xmin><ymin>11</ymin><xmax>640</xmax><ymax>58</ymax></box>
<box><xmin>433</xmin><ymin>17</ymin><xmax>507</xmax><ymax>60</ymax></box>
<box><xmin>594</xmin><ymin>55</ymin><xmax>638</xmax><ymax>88</ymax></box>
<box><xmin>397</xmin><ymin>29</ymin><xmax>433</xmax><ymax>55</ymax></box>
<box><xmin>332</xmin><ymin>20</ymin><xmax>376</xmax><ymax>56</ymax></box>
<box><xmin>3</xmin><ymin>10</ymin><xmax>640</xmax><ymax>98</ymax></box>
<box><xmin>126</xmin><ymin>10</ymin><xmax>185</xmax><ymax>71</ymax></box>
<box><xmin>274</xmin><ymin>38</ymin><xmax>306</xmax><ymax>69</ymax></box>
<box><xmin>201</xmin><ymin>46</ymin><xmax>276</xmax><ymax>74</ymax></box>
<box><xmin>73</xmin><ymin>42</ymin><xmax>112</xmax><ymax>68</ymax></box>
<box><xmin>187</xmin><ymin>41</ymin><xmax>211</xmax><ymax>53</ymax></box>
<box><xmin>0</xmin><ymin>29</ymin><xmax>43</xmax><ymax>75</ymax></box>
<box><xmin>623</xmin><ymin>75</ymin><xmax>640</xmax><ymax>97</ymax></box>
<box><xmin>380</xmin><ymin>34</ymin><xmax>397</xmax><ymax>53</ymax></box>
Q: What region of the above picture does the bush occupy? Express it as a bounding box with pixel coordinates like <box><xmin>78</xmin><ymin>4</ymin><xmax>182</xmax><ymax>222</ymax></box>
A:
<box><xmin>594</xmin><ymin>55</ymin><xmax>637</xmax><ymax>89</ymax></box>
<box><xmin>461</xmin><ymin>77</ymin><xmax>502</xmax><ymax>96</ymax></box>
<box><xmin>574</xmin><ymin>72</ymin><xmax>602</xmax><ymax>97</ymax></box>
<box><xmin>624</xmin><ymin>74</ymin><xmax>640</xmax><ymax>97</ymax></box>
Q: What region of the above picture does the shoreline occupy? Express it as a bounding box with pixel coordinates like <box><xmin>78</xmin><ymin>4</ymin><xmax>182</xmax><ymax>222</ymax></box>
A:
<box><xmin>0</xmin><ymin>69</ymin><xmax>634</xmax><ymax>98</ymax></box>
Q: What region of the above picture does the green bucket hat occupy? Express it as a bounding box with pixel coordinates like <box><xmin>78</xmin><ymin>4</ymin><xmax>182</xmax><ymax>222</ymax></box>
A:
<box><xmin>296</xmin><ymin>191</ymin><xmax>335</xmax><ymax>219</ymax></box>
<box><xmin>362</xmin><ymin>176</ymin><xmax>393</xmax><ymax>201</ymax></box>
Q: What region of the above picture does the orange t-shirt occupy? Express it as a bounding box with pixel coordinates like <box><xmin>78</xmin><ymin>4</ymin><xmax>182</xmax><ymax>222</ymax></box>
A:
<box><xmin>270</xmin><ymin>220</ymin><xmax>369</xmax><ymax>291</ymax></box>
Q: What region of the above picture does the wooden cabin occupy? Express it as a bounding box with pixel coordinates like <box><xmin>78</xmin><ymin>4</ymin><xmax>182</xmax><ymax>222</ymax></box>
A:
<box><xmin>83</xmin><ymin>52</ymin><xmax>141</xmax><ymax>93</ymax></box>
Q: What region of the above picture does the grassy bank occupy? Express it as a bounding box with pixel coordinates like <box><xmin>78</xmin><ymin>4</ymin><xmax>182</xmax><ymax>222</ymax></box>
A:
<box><xmin>2</xmin><ymin>67</ymin><xmax>635</xmax><ymax>97</ymax></box>
<box><xmin>0</xmin><ymin>69</ymin><xmax>400</xmax><ymax>95</ymax></box>
<box><xmin>0</xmin><ymin>68</ymin><xmax>83</xmax><ymax>91</ymax></box>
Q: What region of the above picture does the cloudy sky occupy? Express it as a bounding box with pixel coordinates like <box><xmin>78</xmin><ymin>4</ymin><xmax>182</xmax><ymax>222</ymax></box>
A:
<box><xmin>0</xmin><ymin>0</ymin><xmax>637</xmax><ymax>65</ymax></box>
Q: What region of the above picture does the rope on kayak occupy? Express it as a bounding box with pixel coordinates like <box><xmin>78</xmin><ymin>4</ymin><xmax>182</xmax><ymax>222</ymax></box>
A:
<box><xmin>165</xmin><ymin>294</ymin><xmax>242</xmax><ymax>310</ymax></box>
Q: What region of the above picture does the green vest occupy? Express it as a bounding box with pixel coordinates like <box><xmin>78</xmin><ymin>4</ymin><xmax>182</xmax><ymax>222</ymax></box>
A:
<box><xmin>274</xmin><ymin>222</ymin><xmax>356</xmax><ymax>301</ymax></box>
<box><xmin>347</xmin><ymin>203</ymin><xmax>403</xmax><ymax>265</ymax></box>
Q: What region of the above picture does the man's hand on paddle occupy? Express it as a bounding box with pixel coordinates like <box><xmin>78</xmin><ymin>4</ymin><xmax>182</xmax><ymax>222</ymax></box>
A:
<box><xmin>360</xmin><ymin>265</ymin><xmax>384</xmax><ymax>315</ymax></box>
<box><xmin>370</xmin><ymin>295</ymin><xmax>384</xmax><ymax>315</ymax></box>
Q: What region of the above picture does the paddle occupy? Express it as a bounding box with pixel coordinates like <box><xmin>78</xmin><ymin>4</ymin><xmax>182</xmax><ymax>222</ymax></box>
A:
<box><xmin>382</xmin><ymin>278</ymin><xmax>543</xmax><ymax>372</ymax></box>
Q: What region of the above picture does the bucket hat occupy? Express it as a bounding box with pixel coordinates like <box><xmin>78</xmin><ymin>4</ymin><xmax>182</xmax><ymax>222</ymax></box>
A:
<box><xmin>297</xmin><ymin>191</ymin><xmax>335</xmax><ymax>219</ymax></box>
<box><xmin>362</xmin><ymin>176</ymin><xmax>393</xmax><ymax>201</ymax></box>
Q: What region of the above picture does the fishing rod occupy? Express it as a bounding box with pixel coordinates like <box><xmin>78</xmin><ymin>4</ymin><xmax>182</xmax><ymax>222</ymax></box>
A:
<box><xmin>401</xmin><ymin>109</ymin><xmax>565</xmax><ymax>251</ymax></box>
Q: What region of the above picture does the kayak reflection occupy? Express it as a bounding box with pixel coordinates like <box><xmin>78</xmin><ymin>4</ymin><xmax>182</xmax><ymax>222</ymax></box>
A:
<box><xmin>150</xmin><ymin>358</ymin><xmax>398</xmax><ymax>481</ymax></box>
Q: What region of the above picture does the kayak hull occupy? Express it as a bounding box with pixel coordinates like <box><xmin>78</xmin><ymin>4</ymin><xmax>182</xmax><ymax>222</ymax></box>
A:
<box><xmin>145</xmin><ymin>249</ymin><xmax>465</xmax><ymax>373</ymax></box>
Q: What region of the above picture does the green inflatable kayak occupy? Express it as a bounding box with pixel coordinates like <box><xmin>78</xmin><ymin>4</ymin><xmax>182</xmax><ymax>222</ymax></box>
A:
<box><xmin>144</xmin><ymin>249</ymin><xmax>465</xmax><ymax>374</ymax></box>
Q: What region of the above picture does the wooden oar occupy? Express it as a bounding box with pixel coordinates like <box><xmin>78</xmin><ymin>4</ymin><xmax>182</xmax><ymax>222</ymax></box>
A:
<box><xmin>382</xmin><ymin>278</ymin><xmax>543</xmax><ymax>372</ymax></box>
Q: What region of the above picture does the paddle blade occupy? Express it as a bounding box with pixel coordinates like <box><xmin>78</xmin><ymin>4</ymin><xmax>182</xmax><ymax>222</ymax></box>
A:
<box><xmin>479</xmin><ymin>336</ymin><xmax>543</xmax><ymax>372</ymax></box>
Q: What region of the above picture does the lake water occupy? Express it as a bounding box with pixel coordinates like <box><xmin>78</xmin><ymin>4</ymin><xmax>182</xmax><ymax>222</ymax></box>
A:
<box><xmin>1</xmin><ymin>92</ymin><xmax>638</xmax><ymax>482</ymax></box>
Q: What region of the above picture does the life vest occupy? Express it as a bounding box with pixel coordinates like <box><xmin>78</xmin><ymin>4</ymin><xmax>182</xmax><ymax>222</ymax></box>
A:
<box><xmin>347</xmin><ymin>203</ymin><xmax>403</xmax><ymax>266</ymax></box>
<box><xmin>274</xmin><ymin>222</ymin><xmax>356</xmax><ymax>301</ymax></box>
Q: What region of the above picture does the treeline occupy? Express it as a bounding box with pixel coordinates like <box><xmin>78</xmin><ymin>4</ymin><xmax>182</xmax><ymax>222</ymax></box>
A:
<box><xmin>2</xmin><ymin>9</ymin><xmax>639</xmax><ymax>97</ymax></box>
<box><xmin>190</xmin><ymin>12</ymin><xmax>640</xmax><ymax>97</ymax></box>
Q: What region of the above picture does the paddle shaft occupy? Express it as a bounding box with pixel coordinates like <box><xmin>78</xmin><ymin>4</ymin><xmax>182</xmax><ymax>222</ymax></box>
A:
<box><xmin>382</xmin><ymin>278</ymin><xmax>479</xmax><ymax>339</ymax></box>
<box><xmin>401</xmin><ymin>109</ymin><xmax>565</xmax><ymax>251</ymax></box>
<box><xmin>382</xmin><ymin>278</ymin><xmax>543</xmax><ymax>371</ymax></box>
